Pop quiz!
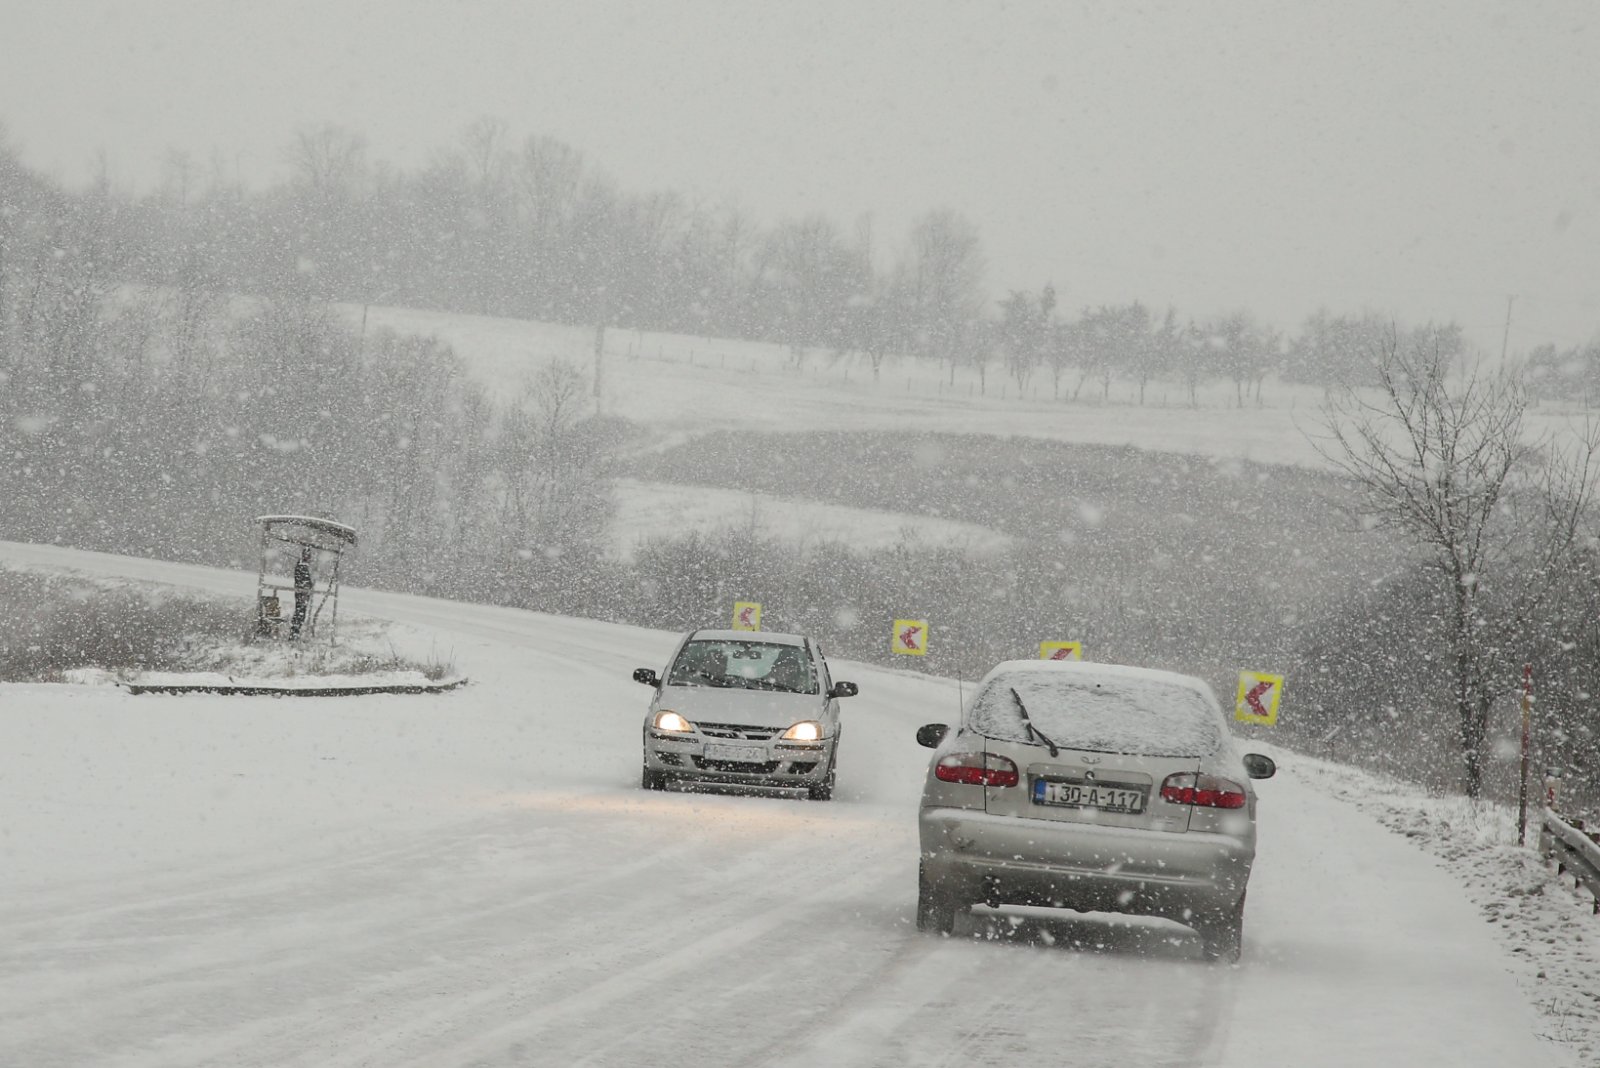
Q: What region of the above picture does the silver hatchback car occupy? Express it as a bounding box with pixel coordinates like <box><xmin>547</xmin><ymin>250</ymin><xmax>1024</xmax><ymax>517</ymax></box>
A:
<box><xmin>634</xmin><ymin>630</ymin><xmax>859</xmax><ymax>800</ymax></box>
<box><xmin>915</xmin><ymin>659</ymin><xmax>1275</xmax><ymax>961</ymax></box>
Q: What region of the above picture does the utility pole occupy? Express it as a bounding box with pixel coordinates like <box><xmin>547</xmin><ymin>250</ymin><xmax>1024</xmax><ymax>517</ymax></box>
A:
<box><xmin>593</xmin><ymin>321</ymin><xmax>606</xmax><ymax>410</ymax></box>
<box><xmin>1500</xmin><ymin>295</ymin><xmax>1515</xmax><ymax>363</ymax></box>
<box><xmin>592</xmin><ymin>282</ymin><xmax>608</xmax><ymax>412</ymax></box>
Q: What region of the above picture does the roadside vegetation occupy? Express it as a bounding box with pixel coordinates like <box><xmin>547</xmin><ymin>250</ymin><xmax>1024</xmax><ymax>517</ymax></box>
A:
<box><xmin>0</xmin><ymin>571</ymin><xmax>245</xmax><ymax>681</ymax></box>
<box><xmin>0</xmin><ymin>570</ymin><xmax>450</xmax><ymax>683</ymax></box>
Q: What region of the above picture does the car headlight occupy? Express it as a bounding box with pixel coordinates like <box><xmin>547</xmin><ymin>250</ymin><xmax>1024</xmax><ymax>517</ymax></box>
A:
<box><xmin>782</xmin><ymin>720</ymin><xmax>824</xmax><ymax>741</ymax></box>
<box><xmin>653</xmin><ymin>710</ymin><xmax>694</xmax><ymax>733</ymax></box>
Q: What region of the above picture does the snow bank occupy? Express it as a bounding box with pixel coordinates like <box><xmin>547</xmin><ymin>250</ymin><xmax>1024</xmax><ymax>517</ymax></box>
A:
<box><xmin>1257</xmin><ymin>740</ymin><xmax>1600</xmax><ymax>1062</ymax></box>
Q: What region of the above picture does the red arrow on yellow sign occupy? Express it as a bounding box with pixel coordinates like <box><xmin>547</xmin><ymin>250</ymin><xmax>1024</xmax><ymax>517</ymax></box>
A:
<box><xmin>1235</xmin><ymin>671</ymin><xmax>1284</xmax><ymax>726</ymax></box>
<box><xmin>892</xmin><ymin>619</ymin><xmax>928</xmax><ymax>656</ymax></box>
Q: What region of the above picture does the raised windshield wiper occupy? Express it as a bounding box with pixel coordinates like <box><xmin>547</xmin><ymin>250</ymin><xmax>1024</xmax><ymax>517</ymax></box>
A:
<box><xmin>1010</xmin><ymin>687</ymin><xmax>1060</xmax><ymax>757</ymax></box>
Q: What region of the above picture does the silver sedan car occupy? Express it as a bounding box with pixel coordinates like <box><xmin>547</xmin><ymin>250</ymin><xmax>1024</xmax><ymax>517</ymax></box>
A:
<box><xmin>634</xmin><ymin>630</ymin><xmax>858</xmax><ymax>800</ymax></box>
<box><xmin>915</xmin><ymin>659</ymin><xmax>1275</xmax><ymax>961</ymax></box>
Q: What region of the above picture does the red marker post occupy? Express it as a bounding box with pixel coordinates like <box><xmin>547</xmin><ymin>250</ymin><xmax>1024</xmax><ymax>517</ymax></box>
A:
<box><xmin>1518</xmin><ymin>663</ymin><xmax>1532</xmax><ymax>847</ymax></box>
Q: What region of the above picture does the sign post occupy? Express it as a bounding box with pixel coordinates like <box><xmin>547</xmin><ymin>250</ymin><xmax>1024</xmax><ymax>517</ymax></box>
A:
<box><xmin>1234</xmin><ymin>671</ymin><xmax>1284</xmax><ymax>726</ymax></box>
<box><xmin>1038</xmin><ymin>641</ymin><xmax>1082</xmax><ymax>661</ymax></box>
<box><xmin>732</xmin><ymin>602</ymin><xmax>762</xmax><ymax>632</ymax></box>
<box><xmin>892</xmin><ymin>619</ymin><xmax>929</xmax><ymax>657</ymax></box>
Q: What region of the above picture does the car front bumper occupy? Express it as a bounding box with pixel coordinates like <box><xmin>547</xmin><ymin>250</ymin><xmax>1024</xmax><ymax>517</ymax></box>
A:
<box><xmin>919</xmin><ymin>806</ymin><xmax>1254</xmax><ymax>920</ymax></box>
<box><xmin>645</xmin><ymin>731</ymin><xmax>835</xmax><ymax>787</ymax></box>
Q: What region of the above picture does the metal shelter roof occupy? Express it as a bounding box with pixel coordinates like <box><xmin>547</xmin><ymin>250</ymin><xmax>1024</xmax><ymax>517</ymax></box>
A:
<box><xmin>256</xmin><ymin>515</ymin><xmax>359</xmax><ymax>550</ymax></box>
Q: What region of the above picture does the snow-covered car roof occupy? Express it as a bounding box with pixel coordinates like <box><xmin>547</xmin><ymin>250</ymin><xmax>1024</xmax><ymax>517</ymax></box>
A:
<box><xmin>689</xmin><ymin>630</ymin><xmax>808</xmax><ymax>647</ymax></box>
<box><xmin>973</xmin><ymin>658</ymin><xmax>1218</xmax><ymax>700</ymax></box>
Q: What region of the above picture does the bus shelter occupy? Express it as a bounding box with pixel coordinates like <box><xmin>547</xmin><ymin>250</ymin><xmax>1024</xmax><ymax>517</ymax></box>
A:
<box><xmin>254</xmin><ymin>515</ymin><xmax>358</xmax><ymax>641</ymax></box>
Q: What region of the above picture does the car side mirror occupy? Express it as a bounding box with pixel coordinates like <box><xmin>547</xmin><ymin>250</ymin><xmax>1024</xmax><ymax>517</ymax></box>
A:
<box><xmin>916</xmin><ymin>723</ymin><xmax>948</xmax><ymax>748</ymax></box>
<box><xmin>632</xmin><ymin>668</ymin><xmax>659</xmax><ymax>687</ymax></box>
<box><xmin>829</xmin><ymin>681</ymin><xmax>859</xmax><ymax>698</ymax></box>
<box><xmin>1242</xmin><ymin>752</ymin><xmax>1277</xmax><ymax>780</ymax></box>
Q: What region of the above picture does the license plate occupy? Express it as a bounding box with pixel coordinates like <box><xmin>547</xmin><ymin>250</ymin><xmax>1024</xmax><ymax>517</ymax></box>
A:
<box><xmin>704</xmin><ymin>743</ymin><xmax>767</xmax><ymax>763</ymax></box>
<box><xmin>1033</xmin><ymin>778</ymin><xmax>1146</xmax><ymax>814</ymax></box>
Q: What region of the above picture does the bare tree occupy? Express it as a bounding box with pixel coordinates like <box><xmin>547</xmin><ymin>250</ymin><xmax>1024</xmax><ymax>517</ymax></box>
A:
<box><xmin>1207</xmin><ymin>310</ymin><xmax>1275</xmax><ymax>407</ymax></box>
<box><xmin>896</xmin><ymin>209</ymin><xmax>984</xmax><ymax>383</ymax></box>
<box><xmin>460</xmin><ymin>117</ymin><xmax>507</xmax><ymax>192</ymax></box>
<box><xmin>999</xmin><ymin>285</ymin><xmax>1052</xmax><ymax>393</ymax></box>
<box><xmin>499</xmin><ymin>361</ymin><xmax>613</xmax><ymax>579</ymax></box>
<box><xmin>1317</xmin><ymin>331</ymin><xmax>1600</xmax><ymax>797</ymax></box>
<box><xmin>760</xmin><ymin>214</ymin><xmax>860</xmax><ymax>365</ymax></box>
<box><xmin>287</xmin><ymin>124</ymin><xmax>367</xmax><ymax>195</ymax></box>
<box><xmin>1135</xmin><ymin>307</ymin><xmax>1180</xmax><ymax>406</ymax></box>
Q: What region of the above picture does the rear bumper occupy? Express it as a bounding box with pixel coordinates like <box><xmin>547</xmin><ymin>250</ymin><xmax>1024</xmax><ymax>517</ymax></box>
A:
<box><xmin>919</xmin><ymin>806</ymin><xmax>1254</xmax><ymax>920</ymax></box>
<box><xmin>645</xmin><ymin>733</ymin><xmax>835</xmax><ymax>787</ymax></box>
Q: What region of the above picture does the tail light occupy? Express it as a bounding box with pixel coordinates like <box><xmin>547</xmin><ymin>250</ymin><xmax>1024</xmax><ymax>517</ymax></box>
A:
<box><xmin>1160</xmin><ymin>772</ymin><xmax>1247</xmax><ymax>809</ymax></box>
<box><xmin>935</xmin><ymin>752</ymin><xmax>1020</xmax><ymax>788</ymax></box>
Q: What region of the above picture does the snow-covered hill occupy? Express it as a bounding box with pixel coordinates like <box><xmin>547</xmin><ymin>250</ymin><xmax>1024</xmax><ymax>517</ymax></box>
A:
<box><xmin>344</xmin><ymin>302</ymin><xmax>1600</xmax><ymax>479</ymax></box>
<box><xmin>345</xmin><ymin>301</ymin><xmax>1336</xmax><ymax>468</ymax></box>
<box><xmin>0</xmin><ymin>542</ymin><xmax>1582</xmax><ymax>1067</ymax></box>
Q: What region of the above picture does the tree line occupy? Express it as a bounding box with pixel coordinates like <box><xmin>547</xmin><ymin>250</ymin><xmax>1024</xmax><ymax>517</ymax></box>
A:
<box><xmin>5</xmin><ymin>121</ymin><xmax>1555</xmax><ymax>404</ymax></box>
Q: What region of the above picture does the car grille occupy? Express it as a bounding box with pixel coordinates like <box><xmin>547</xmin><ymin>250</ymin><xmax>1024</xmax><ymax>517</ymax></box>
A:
<box><xmin>694</xmin><ymin>758</ymin><xmax>782</xmax><ymax>774</ymax></box>
<box><xmin>696</xmin><ymin>722</ymin><xmax>782</xmax><ymax>741</ymax></box>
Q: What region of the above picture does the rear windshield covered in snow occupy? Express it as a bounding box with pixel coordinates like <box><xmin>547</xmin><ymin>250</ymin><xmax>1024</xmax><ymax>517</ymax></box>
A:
<box><xmin>969</xmin><ymin>671</ymin><xmax>1223</xmax><ymax>758</ymax></box>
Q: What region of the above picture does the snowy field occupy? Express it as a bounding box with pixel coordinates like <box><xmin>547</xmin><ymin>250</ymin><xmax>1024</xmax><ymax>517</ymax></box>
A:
<box><xmin>0</xmin><ymin>541</ymin><xmax>1582</xmax><ymax>1067</ymax></box>
<box><xmin>347</xmin><ymin>303</ymin><xmax>1336</xmax><ymax>467</ymax></box>
<box><xmin>609</xmin><ymin>478</ymin><xmax>1013</xmax><ymax>560</ymax></box>
<box><xmin>345</xmin><ymin>302</ymin><xmax>1600</xmax><ymax>475</ymax></box>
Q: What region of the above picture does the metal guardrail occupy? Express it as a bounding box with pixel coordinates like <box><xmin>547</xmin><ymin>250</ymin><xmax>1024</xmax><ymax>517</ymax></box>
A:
<box><xmin>1540</xmin><ymin>809</ymin><xmax>1600</xmax><ymax>915</ymax></box>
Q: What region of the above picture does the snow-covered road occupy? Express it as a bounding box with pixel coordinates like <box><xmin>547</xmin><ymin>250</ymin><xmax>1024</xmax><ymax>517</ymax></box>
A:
<box><xmin>0</xmin><ymin>543</ymin><xmax>1567</xmax><ymax>1066</ymax></box>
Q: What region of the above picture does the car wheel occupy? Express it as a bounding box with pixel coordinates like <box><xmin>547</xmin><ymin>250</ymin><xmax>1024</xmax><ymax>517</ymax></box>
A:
<box><xmin>641</xmin><ymin>765</ymin><xmax>668</xmax><ymax>791</ymax></box>
<box><xmin>916</xmin><ymin>863</ymin><xmax>959</xmax><ymax>934</ymax></box>
<box><xmin>1197</xmin><ymin>893</ymin><xmax>1245</xmax><ymax>963</ymax></box>
<box><xmin>806</xmin><ymin>756</ymin><xmax>837</xmax><ymax>802</ymax></box>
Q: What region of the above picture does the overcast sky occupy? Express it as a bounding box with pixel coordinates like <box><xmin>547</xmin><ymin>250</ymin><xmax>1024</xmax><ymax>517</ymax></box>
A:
<box><xmin>2</xmin><ymin>0</ymin><xmax>1595</xmax><ymax>353</ymax></box>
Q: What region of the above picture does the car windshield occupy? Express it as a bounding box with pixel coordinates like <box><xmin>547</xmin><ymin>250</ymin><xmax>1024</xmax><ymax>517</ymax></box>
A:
<box><xmin>667</xmin><ymin>640</ymin><xmax>817</xmax><ymax>695</ymax></box>
<box><xmin>969</xmin><ymin>671</ymin><xmax>1223</xmax><ymax>758</ymax></box>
